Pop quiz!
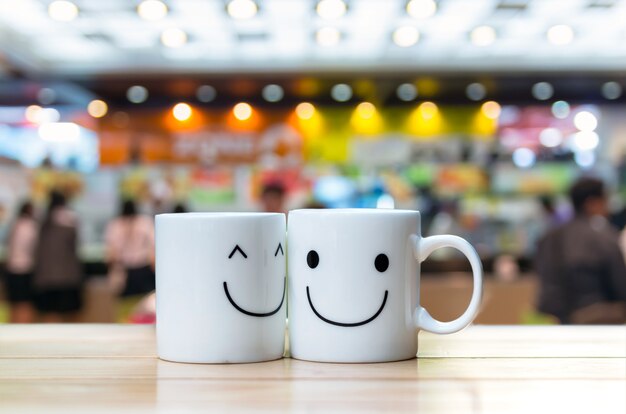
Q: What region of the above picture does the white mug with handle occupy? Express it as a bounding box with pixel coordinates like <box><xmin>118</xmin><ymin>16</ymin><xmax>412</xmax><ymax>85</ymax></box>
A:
<box><xmin>287</xmin><ymin>208</ymin><xmax>482</xmax><ymax>363</ymax></box>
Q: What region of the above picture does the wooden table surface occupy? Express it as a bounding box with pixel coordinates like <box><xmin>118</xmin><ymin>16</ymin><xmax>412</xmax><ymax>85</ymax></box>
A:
<box><xmin>0</xmin><ymin>324</ymin><xmax>624</xmax><ymax>413</ymax></box>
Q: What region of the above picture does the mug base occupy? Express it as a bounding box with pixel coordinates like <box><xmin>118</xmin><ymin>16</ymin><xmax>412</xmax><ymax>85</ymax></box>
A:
<box><xmin>158</xmin><ymin>354</ymin><xmax>284</xmax><ymax>365</ymax></box>
<box><xmin>289</xmin><ymin>354</ymin><xmax>417</xmax><ymax>364</ymax></box>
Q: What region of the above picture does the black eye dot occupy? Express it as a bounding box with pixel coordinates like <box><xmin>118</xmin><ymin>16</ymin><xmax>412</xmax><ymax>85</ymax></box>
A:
<box><xmin>307</xmin><ymin>250</ymin><xmax>319</xmax><ymax>269</ymax></box>
<box><xmin>375</xmin><ymin>254</ymin><xmax>389</xmax><ymax>273</ymax></box>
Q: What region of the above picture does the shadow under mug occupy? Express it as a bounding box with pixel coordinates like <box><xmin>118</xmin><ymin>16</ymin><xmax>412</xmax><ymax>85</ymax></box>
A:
<box><xmin>287</xmin><ymin>208</ymin><xmax>483</xmax><ymax>363</ymax></box>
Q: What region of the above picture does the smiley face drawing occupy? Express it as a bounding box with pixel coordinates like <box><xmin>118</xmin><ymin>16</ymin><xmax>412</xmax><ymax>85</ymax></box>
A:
<box><xmin>223</xmin><ymin>242</ymin><xmax>286</xmax><ymax>317</ymax></box>
<box><xmin>303</xmin><ymin>249</ymin><xmax>390</xmax><ymax>327</ymax></box>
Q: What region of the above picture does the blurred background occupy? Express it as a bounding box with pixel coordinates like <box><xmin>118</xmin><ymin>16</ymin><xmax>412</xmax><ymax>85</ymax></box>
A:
<box><xmin>0</xmin><ymin>0</ymin><xmax>625</xmax><ymax>324</ymax></box>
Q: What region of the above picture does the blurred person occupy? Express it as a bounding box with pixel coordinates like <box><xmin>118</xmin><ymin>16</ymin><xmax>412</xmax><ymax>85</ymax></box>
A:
<box><xmin>538</xmin><ymin>195</ymin><xmax>570</xmax><ymax>228</ymax></box>
<box><xmin>105</xmin><ymin>199</ymin><xmax>155</xmax><ymax>321</ymax></box>
<box><xmin>535</xmin><ymin>178</ymin><xmax>626</xmax><ymax>324</ymax></box>
<box><xmin>3</xmin><ymin>201</ymin><xmax>37</xmax><ymax>323</ymax></box>
<box><xmin>172</xmin><ymin>202</ymin><xmax>187</xmax><ymax>213</ymax></box>
<box><xmin>33</xmin><ymin>191</ymin><xmax>83</xmax><ymax>322</ymax></box>
<box><xmin>260</xmin><ymin>182</ymin><xmax>286</xmax><ymax>213</ymax></box>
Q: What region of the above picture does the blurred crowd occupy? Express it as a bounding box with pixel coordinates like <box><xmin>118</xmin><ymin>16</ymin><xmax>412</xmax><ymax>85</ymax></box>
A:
<box><xmin>1</xmin><ymin>178</ymin><xmax>625</xmax><ymax>324</ymax></box>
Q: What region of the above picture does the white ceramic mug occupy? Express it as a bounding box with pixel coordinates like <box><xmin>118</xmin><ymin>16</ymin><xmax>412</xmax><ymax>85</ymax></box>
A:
<box><xmin>287</xmin><ymin>209</ymin><xmax>482</xmax><ymax>363</ymax></box>
<box><xmin>156</xmin><ymin>212</ymin><xmax>286</xmax><ymax>363</ymax></box>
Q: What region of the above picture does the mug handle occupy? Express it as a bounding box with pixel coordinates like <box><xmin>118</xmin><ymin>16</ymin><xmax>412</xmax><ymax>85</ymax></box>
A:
<box><xmin>410</xmin><ymin>234</ymin><xmax>483</xmax><ymax>334</ymax></box>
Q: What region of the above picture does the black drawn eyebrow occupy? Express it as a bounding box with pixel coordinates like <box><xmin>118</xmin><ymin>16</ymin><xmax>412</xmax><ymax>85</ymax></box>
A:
<box><xmin>228</xmin><ymin>245</ymin><xmax>248</xmax><ymax>259</ymax></box>
<box><xmin>274</xmin><ymin>243</ymin><xmax>284</xmax><ymax>257</ymax></box>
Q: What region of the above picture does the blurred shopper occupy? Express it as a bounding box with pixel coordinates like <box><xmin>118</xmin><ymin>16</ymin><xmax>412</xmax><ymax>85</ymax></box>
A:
<box><xmin>105</xmin><ymin>199</ymin><xmax>155</xmax><ymax>299</ymax></box>
<box><xmin>535</xmin><ymin>178</ymin><xmax>626</xmax><ymax>324</ymax></box>
<box><xmin>3</xmin><ymin>201</ymin><xmax>37</xmax><ymax>323</ymax></box>
<box><xmin>172</xmin><ymin>202</ymin><xmax>187</xmax><ymax>213</ymax></box>
<box><xmin>33</xmin><ymin>191</ymin><xmax>83</xmax><ymax>322</ymax></box>
<box><xmin>260</xmin><ymin>182</ymin><xmax>286</xmax><ymax>213</ymax></box>
<box><xmin>538</xmin><ymin>195</ymin><xmax>570</xmax><ymax>228</ymax></box>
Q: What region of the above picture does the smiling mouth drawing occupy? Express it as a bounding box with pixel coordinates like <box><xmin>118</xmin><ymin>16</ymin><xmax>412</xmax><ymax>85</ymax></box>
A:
<box><xmin>223</xmin><ymin>279</ymin><xmax>285</xmax><ymax>317</ymax></box>
<box><xmin>306</xmin><ymin>286</ymin><xmax>388</xmax><ymax>327</ymax></box>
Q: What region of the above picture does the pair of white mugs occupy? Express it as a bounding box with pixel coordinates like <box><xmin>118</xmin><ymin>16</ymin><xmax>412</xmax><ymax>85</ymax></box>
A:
<box><xmin>156</xmin><ymin>209</ymin><xmax>482</xmax><ymax>364</ymax></box>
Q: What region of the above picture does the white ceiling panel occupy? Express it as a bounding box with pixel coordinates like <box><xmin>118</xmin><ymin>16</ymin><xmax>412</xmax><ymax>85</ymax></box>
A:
<box><xmin>0</xmin><ymin>0</ymin><xmax>624</xmax><ymax>75</ymax></box>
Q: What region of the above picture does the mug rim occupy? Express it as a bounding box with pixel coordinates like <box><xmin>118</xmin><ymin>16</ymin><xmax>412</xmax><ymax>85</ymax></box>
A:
<box><xmin>156</xmin><ymin>212</ymin><xmax>284</xmax><ymax>219</ymax></box>
<box><xmin>289</xmin><ymin>208</ymin><xmax>420</xmax><ymax>216</ymax></box>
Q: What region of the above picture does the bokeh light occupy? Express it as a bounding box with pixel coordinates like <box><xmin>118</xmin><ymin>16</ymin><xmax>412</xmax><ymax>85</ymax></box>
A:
<box><xmin>137</xmin><ymin>0</ymin><xmax>167</xmax><ymax>21</ymax></box>
<box><xmin>512</xmin><ymin>148</ymin><xmax>536</xmax><ymax>169</ymax></box>
<box><xmin>471</xmin><ymin>26</ymin><xmax>496</xmax><ymax>46</ymax></box>
<box><xmin>296</xmin><ymin>102</ymin><xmax>316</xmax><ymax>120</ymax></box>
<box><xmin>227</xmin><ymin>0</ymin><xmax>258</xmax><ymax>19</ymax></box>
<box><xmin>573</xmin><ymin>111</ymin><xmax>598</xmax><ymax>131</ymax></box>
<box><xmin>393</xmin><ymin>26</ymin><xmax>420</xmax><ymax>47</ymax></box>
<box><xmin>233</xmin><ymin>102</ymin><xmax>253</xmax><ymax>120</ymax></box>
<box><xmin>48</xmin><ymin>0</ymin><xmax>78</xmax><ymax>22</ymax></box>
<box><xmin>172</xmin><ymin>103</ymin><xmax>192</xmax><ymax>121</ymax></box>
<box><xmin>406</xmin><ymin>0</ymin><xmax>437</xmax><ymax>19</ymax></box>
<box><xmin>316</xmin><ymin>0</ymin><xmax>347</xmax><ymax>19</ymax></box>
<box><xmin>481</xmin><ymin>101</ymin><xmax>501</xmax><ymax>119</ymax></box>
<box><xmin>87</xmin><ymin>100</ymin><xmax>108</xmax><ymax>118</ymax></box>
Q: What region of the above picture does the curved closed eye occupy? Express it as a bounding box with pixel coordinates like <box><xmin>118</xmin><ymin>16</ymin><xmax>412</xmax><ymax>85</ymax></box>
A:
<box><xmin>274</xmin><ymin>243</ymin><xmax>284</xmax><ymax>257</ymax></box>
<box><xmin>228</xmin><ymin>244</ymin><xmax>248</xmax><ymax>259</ymax></box>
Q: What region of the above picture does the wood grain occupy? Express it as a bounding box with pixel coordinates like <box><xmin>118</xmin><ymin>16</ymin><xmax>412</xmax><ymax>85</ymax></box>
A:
<box><xmin>0</xmin><ymin>324</ymin><xmax>624</xmax><ymax>413</ymax></box>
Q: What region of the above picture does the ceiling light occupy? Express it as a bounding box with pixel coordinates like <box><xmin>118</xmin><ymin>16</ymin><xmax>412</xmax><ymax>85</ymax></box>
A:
<box><xmin>316</xmin><ymin>0</ymin><xmax>347</xmax><ymax>19</ymax></box>
<box><xmin>233</xmin><ymin>102</ymin><xmax>252</xmax><ymax>120</ymax></box>
<box><xmin>573</xmin><ymin>111</ymin><xmax>598</xmax><ymax>132</ymax></box>
<box><xmin>466</xmin><ymin>83</ymin><xmax>486</xmax><ymax>101</ymax></box>
<box><xmin>37</xmin><ymin>88</ymin><xmax>56</xmax><ymax>105</ymax></box>
<box><xmin>397</xmin><ymin>83</ymin><xmax>418</xmax><ymax>101</ymax></box>
<box><xmin>137</xmin><ymin>0</ymin><xmax>168</xmax><ymax>21</ymax></box>
<box><xmin>196</xmin><ymin>85</ymin><xmax>217</xmax><ymax>103</ymax></box>
<box><xmin>161</xmin><ymin>28</ymin><xmax>187</xmax><ymax>48</ymax></box>
<box><xmin>547</xmin><ymin>24</ymin><xmax>574</xmax><ymax>46</ymax></box>
<box><xmin>512</xmin><ymin>148</ymin><xmax>535</xmax><ymax>169</ymax></box>
<box><xmin>601</xmin><ymin>82</ymin><xmax>622</xmax><ymax>100</ymax></box>
<box><xmin>48</xmin><ymin>0</ymin><xmax>78</xmax><ymax>22</ymax></box>
<box><xmin>87</xmin><ymin>100</ymin><xmax>108</xmax><ymax>118</ymax></box>
<box><xmin>39</xmin><ymin>122</ymin><xmax>80</xmax><ymax>142</ymax></box>
<box><xmin>481</xmin><ymin>101</ymin><xmax>501</xmax><ymax>119</ymax></box>
<box><xmin>296</xmin><ymin>103</ymin><xmax>316</xmax><ymax>120</ymax></box>
<box><xmin>262</xmin><ymin>85</ymin><xmax>284</xmax><ymax>102</ymax></box>
<box><xmin>356</xmin><ymin>102</ymin><xmax>376</xmax><ymax>119</ymax></box>
<box><xmin>316</xmin><ymin>27</ymin><xmax>341</xmax><ymax>47</ymax></box>
<box><xmin>331</xmin><ymin>84</ymin><xmax>352</xmax><ymax>102</ymax></box>
<box><xmin>532</xmin><ymin>82</ymin><xmax>553</xmax><ymax>100</ymax></box>
<box><xmin>539</xmin><ymin>128</ymin><xmax>563</xmax><ymax>148</ymax></box>
<box><xmin>572</xmin><ymin>131</ymin><xmax>599</xmax><ymax>151</ymax></box>
<box><xmin>227</xmin><ymin>0</ymin><xmax>258</xmax><ymax>20</ymax></box>
<box><xmin>127</xmin><ymin>85</ymin><xmax>149</xmax><ymax>104</ymax></box>
<box><xmin>551</xmin><ymin>100</ymin><xmax>570</xmax><ymax>119</ymax></box>
<box><xmin>393</xmin><ymin>26</ymin><xmax>420</xmax><ymax>47</ymax></box>
<box><xmin>406</xmin><ymin>0</ymin><xmax>437</xmax><ymax>19</ymax></box>
<box><xmin>173</xmin><ymin>103</ymin><xmax>192</xmax><ymax>121</ymax></box>
<box><xmin>470</xmin><ymin>25</ymin><xmax>496</xmax><ymax>46</ymax></box>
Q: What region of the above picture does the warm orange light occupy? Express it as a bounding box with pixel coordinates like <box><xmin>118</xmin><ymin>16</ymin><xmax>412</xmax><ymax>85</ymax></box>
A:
<box><xmin>295</xmin><ymin>102</ymin><xmax>315</xmax><ymax>120</ymax></box>
<box><xmin>172</xmin><ymin>102</ymin><xmax>192</xmax><ymax>121</ymax></box>
<box><xmin>233</xmin><ymin>102</ymin><xmax>252</xmax><ymax>120</ymax></box>
<box><xmin>481</xmin><ymin>101</ymin><xmax>501</xmax><ymax>120</ymax></box>
<box><xmin>87</xmin><ymin>100</ymin><xmax>108</xmax><ymax>118</ymax></box>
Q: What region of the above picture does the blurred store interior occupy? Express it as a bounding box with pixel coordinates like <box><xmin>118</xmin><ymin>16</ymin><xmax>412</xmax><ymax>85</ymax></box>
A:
<box><xmin>0</xmin><ymin>0</ymin><xmax>625</xmax><ymax>324</ymax></box>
